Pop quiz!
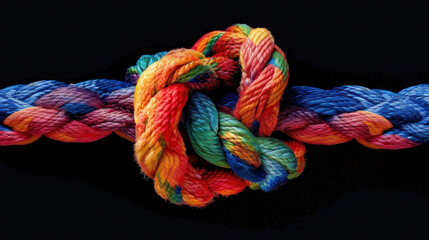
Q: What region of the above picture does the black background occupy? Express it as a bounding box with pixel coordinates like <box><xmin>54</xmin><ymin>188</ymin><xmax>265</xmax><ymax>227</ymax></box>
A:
<box><xmin>1</xmin><ymin>1</ymin><xmax>428</xmax><ymax>239</ymax></box>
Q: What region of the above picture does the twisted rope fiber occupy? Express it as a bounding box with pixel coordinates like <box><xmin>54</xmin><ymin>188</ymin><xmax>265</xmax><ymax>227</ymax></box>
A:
<box><xmin>0</xmin><ymin>24</ymin><xmax>428</xmax><ymax>206</ymax></box>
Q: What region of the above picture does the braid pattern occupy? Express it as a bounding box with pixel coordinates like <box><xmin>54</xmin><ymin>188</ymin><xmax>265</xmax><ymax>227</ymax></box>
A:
<box><xmin>0</xmin><ymin>79</ymin><xmax>135</xmax><ymax>145</ymax></box>
<box><xmin>277</xmin><ymin>85</ymin><xmax>429</xmax><ymax>149</ymax></box>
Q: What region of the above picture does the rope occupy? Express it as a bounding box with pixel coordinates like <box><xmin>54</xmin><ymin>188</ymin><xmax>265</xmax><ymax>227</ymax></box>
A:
<box><xmin>278</xmin><ymin>85</ymin><xmax>429</xmax><ymax>149</ymax></box>
<box><xmin>1</xmin><ymin>24</ymin><xmax>427</xmax><ymax>207</ymax></box>
<box><xmin>0</xmin><ymin>79</ymin><xmax>136</xmax><ymax>144</ymax></box>
<box><xmin>218</xmin><ymin>85</ymin><xmax>429</xmax><ymax>149</ymax></box>
<box><xmin>3</xmin><ymin>80</ymin><xmax>426</xmax><ymax>149</ymax></box>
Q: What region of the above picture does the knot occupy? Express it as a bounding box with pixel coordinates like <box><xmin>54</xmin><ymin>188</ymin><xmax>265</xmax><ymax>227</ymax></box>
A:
<box><xmin>133</xmin><ymin>24</ymin><xmax>301</xmax><ymax>206</ymax></box>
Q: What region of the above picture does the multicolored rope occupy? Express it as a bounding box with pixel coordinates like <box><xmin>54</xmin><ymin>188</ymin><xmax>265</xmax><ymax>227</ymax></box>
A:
<box><xmin>218</xmin><ymin>85</ymin><xmax>429</xmax><ymax>150</ymax></box>
<box><xmin>277</xmin><ymin>85</ymin><xmax>429</xmax><ymax>149</ymax></box>
<box><xmin>0</xmin><ymin>24</ymin><xmax>428</xmax><ymax>207</ymax></box>
<box><xmin>0</xmin><ymin>79</ymin><xmax>136</xmax><ymax>144</ymax></box>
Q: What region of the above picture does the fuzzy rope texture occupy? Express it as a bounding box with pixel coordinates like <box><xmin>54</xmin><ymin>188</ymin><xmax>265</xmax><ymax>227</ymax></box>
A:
<box><xmin>1</xmin><ymin>24</ymin><xmax>428</xmax><ymax>206</ymax></box>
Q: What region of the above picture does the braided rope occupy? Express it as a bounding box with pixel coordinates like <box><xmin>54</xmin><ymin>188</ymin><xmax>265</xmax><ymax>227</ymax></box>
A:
<box><xmin>2</xmin><ymin>80</ymin><xmax>426</xmax><ymax>148</ymax></box>
<box><xmin>2</xmin><ymin>80</ymin><xmax>426</xmax><ymax>149</ymax></box>
<box><xmin>1</xmin><ymin>23</ymin><xmax>428</xmax><ymax>206</ymax></box>
<box><xmin>217</xmin><ymin>85</ymin><xmax>429</xmax><ymax>150</ymax></box>
<box><xmin>278</xmin><ymin>85</ymin><xmax>429</xmax><ymax>149</ymax></box>
<box><xmin>0</xmin><ymin>79</ymin><xmax>136</xmax><ymax>145</ymax></box>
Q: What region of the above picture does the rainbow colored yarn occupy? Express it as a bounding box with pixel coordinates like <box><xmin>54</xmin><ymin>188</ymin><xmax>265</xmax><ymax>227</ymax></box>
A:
<box><xmin>0</xmin><ymin>24</ymin><xmax>428</xmax><ymax>207</ymax></box>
